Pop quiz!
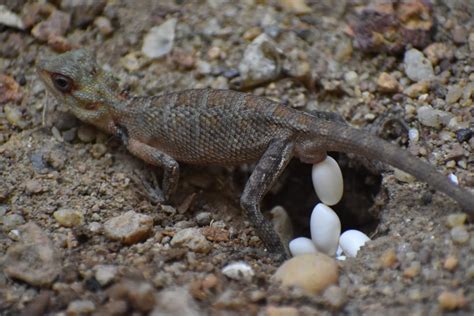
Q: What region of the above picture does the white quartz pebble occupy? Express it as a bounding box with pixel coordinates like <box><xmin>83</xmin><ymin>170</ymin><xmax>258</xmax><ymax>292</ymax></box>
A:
<box><xmin>339</xmin><ymin>230</ymin><xmax>370</xmax><ymax>257</ymax></box>
<box><xmin>289</xmin><ymin>237</ymin><xmax>318</xmax><ymax>256</ymax></box>
<box><xmin>312</xmin><ymin>156</ymin><xmax>344</xmax><ymax>206</ymax></box>
<box><xmin>222</xmin><ymin>261</ymin><xmax>255</xmax><ymax>282</ymax></box>
<box><xmin>310</xmin><ymin>203</ymin><xmax>341</xmax><ymax>256</ymax></box>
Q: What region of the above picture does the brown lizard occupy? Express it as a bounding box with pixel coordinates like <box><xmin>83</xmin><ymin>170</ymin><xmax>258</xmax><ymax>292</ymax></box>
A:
<box><xmin>37</xmin><ymin>49</ymin><xmax>474</xmax><ymax>257</ymax></box>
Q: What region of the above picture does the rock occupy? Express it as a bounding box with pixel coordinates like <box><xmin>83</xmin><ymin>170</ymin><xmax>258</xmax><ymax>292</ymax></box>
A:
<box><xmin>170</xmin><ymin>228</ymin><xmax>212</xmax><ymax>253</ymax></box>
<box><xmin>0</xmin><ymin>74</ymin><xmax>23</xmax><ymax>104</ymax></box>
<box><xmin>265</xmin><ymin>306</ymin><xmax>299</xmax><ymax>316</ymax></box>
<box><xmin>3</xmin><ymin>222</ymin><xmax>61</xmax><ymax>286</ymax></box>
<box><xmin>376</xmin><ymin>72</ymin><xmax>401</xmax><ymax>93</ymax></box>
<box><xmin>94</xmin><ymin>264</ymin><xmax>118</xmax><ymax>286</ymax></box>
<box><xmin>451</xmin><ymin>26</ymin><xmax>467</xmax><ymax>44</ymax></box>
<box><xmin>109</xmin><ymin>279</ymin><xmax>155</xmax><ymax>313</ymax></box>
<box><xmin>379</xmin><ymin>248</ymin><xmax>398</xmax><ymax>268</ymax></box>
<box><xmin>238</xmin><ymin>34</ymin><xmax>282</xmax><ymax>88</ymax></box>
<box><xmin>0</xmin><ymin>4</ymin><xmax>25</xmax><ymax>29</ymax></box>
<box><xmin>1</xmin><ymin>213</ymin><xmax>25</xmax><ymax>231</ymax></box>
<box><xmin>77</xmin><ymin>125</ymin><xmax>96</xmax><ymax>142</ymax></box>
<box><xmin>222</xmin><ymin>262</ymin><xmax>255</xmax><ymax>282</ymax></box>
<box><xmin>404</xmin><ymin>81</ymin><xmax>429</xmax><ymax>98</ymax></box>
<box><xmin>469</xmin><ymin>32</ymin><xmax>474</xmax><ymax>53</ymax></box>
<box><xmin>90</xmin><ymin>143</ymin><xmax>107</xmax><ymax>158</ymax></box>
<box><xmin>66</xmin><ymin>300</ymin><xmax>96</xmax><ymax>315</ymax></box>
<box><xmin>94</xmin><ymin>16</ymin><xmax>113</xmax><ymax>36</ymax></box>
<box><xmin>273</xmin><ymin>253</ymin><xmax>338</xmax><ymax>294</ymax></box>
<box><xmin>60</xmin><ymin>0</ymin><xmax>106</xmax><ymax>28</ymax></box>
<box><xmin>417</xmin><ymin>105</ymin><xmax>446</xmax><ymax>128</ymax></box>
<box><xmin>53</xmin><ymin>208</ymin><xmax>84</xmax><ymax>227</ymax></box>
<box><xmin>404</xmin><ymin>49</ymin><xmax>434</xmax><ymax>82</ymax></box>
<box><xmin>152</xmin><ymin>287</ymin><xmax>201</xmax><ymax>316</ymax></box>
<box><xmin>142</xmin><ymin>18</ymin><xmax>177</xmax><ymax>59</ymax></box>
<box><xmin>278</xmin><ymin>0</ymin><xmax>311</xmax><ymax>15</ymax></box>
<box><xmin>31</xmin><ymin>10</ymin><xmax>71</xmax><ymax>42</ymax></box>
<box><xmin>25</xmin><ymin>179</ymin><xmax>43</xmax><ymax>193</ymax></box>
<box><xmin>445</xmin><ymin>85</ymin><xmax>463</xmax><ymax>104</ymax></box>
<box><xmin>323</xmin><ymin>285</ymin><xmax>347</xmax><ymax>309</ymax></box>
<box><xmin>443</xmin><ymin>255</ymin><xmax>458</xmax><ymax>271</ymax></box>
<box><xmin>195</xmin><ymin>212</ymin><xmax>212</xmax><ymax>226</ymax></box>
<box><xmin>438</xmin><ymin>291</ymin><xmax>466</xmax><ymax>311</ymax></box>
<box><xmin>423</xmin><ymin>43</ymin><xmax>453</xmax><ymax>65</ymax></box>
<box><xmin>446</xmin><ymin>213</ymin><xmax>467</xmax><ymax>228</ymax></box>
<box><xmin>343</xmin><ymin>71</ymin><xmax>358</xmax><ymax>87</ymax></box>
<box><xmin>450</xmin><ymin>226</ymin><xmax>469</xmax><ymax>244</ymax></box>
<box><xmin>104</xmin><ymin>211</ymin><xmax>153</xmax><ymax>245</ymax></box>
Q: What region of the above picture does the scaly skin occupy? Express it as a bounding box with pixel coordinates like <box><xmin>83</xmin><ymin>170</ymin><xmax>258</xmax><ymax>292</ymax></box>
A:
<box><xmin>37</xmin><ymin>49</ymin><xmax>474</xmax><ymax>258</ymax></box>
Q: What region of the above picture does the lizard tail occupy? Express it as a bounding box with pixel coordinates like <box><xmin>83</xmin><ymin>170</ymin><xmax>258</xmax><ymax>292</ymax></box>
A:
<box><xmin>302</xmin><ymin>118</ymin><xmax>474</xmax><ymax>215</ymax></box>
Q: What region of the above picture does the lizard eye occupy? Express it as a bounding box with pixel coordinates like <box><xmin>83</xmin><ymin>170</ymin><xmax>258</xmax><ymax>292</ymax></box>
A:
<box><xmin>51</xmin><ymin>73</ymin><xmax>73</xmax><ymax>93</ymax></box>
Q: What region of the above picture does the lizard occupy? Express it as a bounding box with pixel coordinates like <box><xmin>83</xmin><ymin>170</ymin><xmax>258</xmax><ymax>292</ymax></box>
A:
<box><xmin>37</xmin><ymin>49</ymin><xmax>474</xmax><ymax>257</ymax></box>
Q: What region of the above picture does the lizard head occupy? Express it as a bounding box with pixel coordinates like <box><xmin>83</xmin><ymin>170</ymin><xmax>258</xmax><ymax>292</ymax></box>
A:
<box><xmin>37</xmin><ymin>49</ymin><xmax>121</xmax><ymax>131</ymax></box>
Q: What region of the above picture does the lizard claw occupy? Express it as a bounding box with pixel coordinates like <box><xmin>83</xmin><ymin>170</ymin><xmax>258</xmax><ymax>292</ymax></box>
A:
<box><xmin>131</xmin><ymin>170</ymin><xmax>165</xmax><ymax>204</ymax></box>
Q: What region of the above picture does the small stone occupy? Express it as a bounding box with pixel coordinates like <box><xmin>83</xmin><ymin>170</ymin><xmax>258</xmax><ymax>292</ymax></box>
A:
<box><xmin>90</xmin><ymin>143</ymin><xmax>107</xmax><ymax>158</ymax></box>
<box><xmin>452</xmin><ymin>26</ymin><xmax>467</xmax><ymax>44</ymax></box>
<box><xmin>446</xmin><ymin>85</ymin><xmax>463</xmax><ymax>104</ymax></box>
<box><xmin>278</xmin><ymin>0</ymin><xmax>311</xmax><ymax>14</ymax></box>
<box><xmin>323</xmin><ymin>285</ymin><xmax>347</xmax><ymax>309</ymax></box>
<box><xmin>60</xmin><ymin>0</ymin><xmax>106</xmax><ymax>28</ymax></box>
<box><xmin>404</xmin><ymin>49</ymin><xmax>434</xmax><ymax>82</ymax></box>
<box><xmin>446</xmin><ymin>213</ymin><xmax>467</xmax><ymax>228</ymax></box>
<box><xmin>0</xmin><ymin>74</ymin><xmax>23</xmax><ymax>104</ymax></box>
<box><xmin>152</xmin><ymin>287</ymin><xmax>201</xmax><ymax>316</ymax></box>
<box><xmin>25</xmin><ymin>179</ymin><xmax>43</xmax><ymax>194</ymax></box>
<box><xmin>417</xmin><ymin>105</ymin><xmax>446</xmax><ymax>128</ymax></box>
<box><xmin>4</xmin><ymin>105</ymin><xmax>27</xmax><ymax>129</ymax></box>
<box><xmin>443</xmin><ymin>255</ymin><xmax>458</xmax><ymax>271</ymax></box>
<box><xmin>3</xmin><ymin>223</ymin><xmax>61</xmax><ymax>286</ymax></box>
<box><xmin>0</xmin><ymin>5</ymin><xmax>25</xmax><ymax>29</ymax></box>
<box><xmin>109</xmin><ymin>279</ymin><xmax>155</xmax><ymax>313</ymax></box>
<box><xmin>376</xmin><ymin>72</ymin><xmax>400</xmax><ymax>93</ymax></box>
<box><xmin>142</xmin><ymin>18</ymin><xmax>177</xmax><ymax>59</ymax></box>
<box><xmin>469</xmin><ymin>32</ymin><xmax>474</xmax><ymax>53</ymax></box>
<box><xmin>77</xmin><ymin>125</ymin><xmax>96</xmax><ymax>142</ymax></box>
<box><xmin>403</xmin><ymin>262</ymin><xmax>421</xmax><ymax>278</ymax></box>
<box><xmin>170</xmin><ymin>228</ymin><xmax>212</xmax><ymax>253</ymax></box>
<box><xmin>404</xmin><ymin>81</ymin><xmax>429</xmax><ymax>98</ymax></box>
<box><xmin>379</xmin><ymin>249</ymin><xmax>398</xmax><ymax>268</ymax></box>
<box><xmin>53</xmin><ymin>208</ymin><xmax>84</xmax><ymax>227</ymax></box>
<box><xmin>31</xmin><ymin>10</ymin><xmax>71</xmax><ymax>42</ymax></box>
<box><xmin>238</xmin><ymin>34</ymin><xmax>282</xmax><ymax>88</ymax></box>
<box><xmin>195</xmin><ymin>212</ymin><xmax>212</xmax><ymax>226</ymax></box>
<box><xmin>94</xmin><ymin>264</ymin><xmax>118</xmax><ymax>286</ymax></box>
<box><xmin>66</xmin><ymin>300</ymin><xmax>95</xmax><ymax>316</ymax></box>
<box><xmin>94</xmin><ymin>16</ymin><xmax>113</xmax><ymax>36</ymax></box>
<box><xmin>222</xmin><ymin>262</ymin><xmax>254</xmax><ymax>282</ymax></box>
<box><xmin>273</xmin><ymin>254</ymin><xmax>338</xmax><ymax>294</ymax></box>
<box><xmin>438</xmin><ymin>291</ymin><xmax>466</xmax><ymax>311</ymax></box>
<box><xmin>265</xmin><ymin>306</ymin><xmax>299</xmax><ymax>316</ymax></box>
<box><xmin>450</xmin><ymin>226</ymin><xmax>469</xmax><ymax>244</ymax></box>
<box><xmin>104</xmin><ymin>211</ymin><xmax>153</xmax><ymax>245</ymax></box>
<box><xmin>423</xmin><ymin>43</ymin><xmax>453</xmax><ymax>65</ymax></box>
<box><xmin>2</xmin><ymin>214</ymin><xmax>25</xmax><ymax>231</ymax></box>
<box><xmin>455</xmin><ymin>128</ymin><xmax>473</xmax><ymax>143</ymax></box>
<box><xmin>394</xmin><ymin>168</ymin><xmax>415</xmax><ymax>183</ymax></box>
<box><xmin>343</xmin><ymin>71</ymin><xmax>359</xmax><ymax>87</ymax></box>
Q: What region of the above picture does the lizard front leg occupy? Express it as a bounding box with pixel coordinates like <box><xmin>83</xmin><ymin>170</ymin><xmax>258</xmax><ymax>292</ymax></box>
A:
<box><xmin>240</xmin><ymin>138</ymin><xmax>294</xmax><ymax>259</ymax></box>
<box><xmin>116</xmin><ymin>125</ymin><xmax>179</xmax><ymax>202</ymax></box>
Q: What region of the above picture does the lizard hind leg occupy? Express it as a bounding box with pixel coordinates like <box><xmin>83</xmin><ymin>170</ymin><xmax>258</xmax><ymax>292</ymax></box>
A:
<box><xmin>240</xmin><ymin>138</ymin><xmax>295</xmax><ymax>259</ymax></box>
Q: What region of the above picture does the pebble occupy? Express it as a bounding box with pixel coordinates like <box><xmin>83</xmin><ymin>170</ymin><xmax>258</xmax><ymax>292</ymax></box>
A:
<box><xmin>469</xmin><ymin>32</ymin><xmax>474</xmax><ymax>53</ymax></box>
<box><xmin>273</xmin><ymin>253</ymin><xmax>338</xmax><ymax>294</ymax></box>
<box><xmin>451</xmin><ymin>26</ymin><xmax>467</xmax><ymax>44</ymax></box>
<box><xmin>238</xmin><ymin>34</ymin><xmax>282</xmax><ymax>87</ymax></box>
<box><xmin>3</xmin><ymin>222</ymin><xmax>61</xmax><ymax>286</ymax></box>
<box><xmin>2</xmin><ymin>213</ymin><xmax>25</xmax><ymax>231</ymax></box>
<box><xmin>109</xmin><ymin>279</ymin><xmax>155</xmax><ymax>312</ymax></box>
<box><xmin>222</xmin><ymin>262</ymin><xmax>255</xmax><ymax>282</ymax></box>
<box><xmin>104</xmin><ymin>211</ymin><xmax>153</xmax><ymax>245</ymax></box>
<box><xmin>0</xmin><ymin>5</ymin><xmax>25</xmax><ymax>29</ymax></box>
<box><xmin>311</xmin><ymin>156</ymin><xmax>343</xmax><ymax>206</ymax></box>
<box><xmin>94</xmin><ymin>16</ymin><xmax>113</xmax><ymax>36</ymax></box>
<box><xmin>446</xmin><ymin>213</ymin><xmax>467</xmax><ymax>228</ymax></box>
<box><xmin>289</xmin><ymin>237</ymin><xmax>317</xmax><ymax>256</ymax></box>
<box><xmin>4</xmin><ymin>105</ymin><xmax>27</xmax><ymax>128</ymax></box>
<box><xmin>310</xmin><ymin>203</ymin><xmax>341</xmax><ymax>256</ymax></box>
<box><xmin>404</xmin><ymin>81</ymin><xmax>429</xmax><ymax>98</ymax></box>
<box><xmin>403</xmin><ymin>262</ymin><xmax>421</xmax><ymax>278</ymax></box>
<box><xmin>152</xmin><ymin>287</ymin><xmax>201</xmax><ymax>316</ymax></box>
<box><xmin>170</xmin><ymin>228</ymin><xmax>212</xmax><ymax>253</ymax></box>
<box><xmin>60</xmin><ymin>0</ymin><xmax>106</xmax><ymax>28</ymax></box>
<box><xmin>343</xmin><ymin>71</ymin><xmax>359</xmax><ymax>87</ymax></box>
<box><xmin>195</xmin><ymin>212</ymin><xmax>212</xmax><ymax>226</ymax></box>
<box><xmin>445</xmin><ymin>85</ymin><xmax>463</xmax><ymax>104</ymax></box>
<box><xmin>31</xmin><ymin>10</ymin><xmax>71</xmax><ymax>42</ymax></box>
<box><xmin>66</xmin><ymin>300</ymin><xmax>96</xmax><ymax>316</ymax></box>
<box><xmin>450</xmin><ymin>226</ymin><xmax>469</xmax><ymax>244</ymax></box>
<box><xmin>53</xmin><ymin>208</ymin><xmax>84</xmax><ymax>227</ymax></box>
<box><xmin>322</xmin><ymin>285</ymin><xmax>347</xmax><ymax>309</ymax></box>
<box><xmin>443</xmin><ymin>255</ymin><xmax>458</xmax><ymax>271</ymax></box>
<box><xmin>417</xmin><ymin>105</ymin><xmax>446</xmax><ymax>128</ymax></box>
<box><xmin>423</xmin><ymin>42</ymin><xmax>452</xmax><ymax>65</ymax></box>
<box><xmin>403</xmin><ymin>49</ymin><xmax>434</xmax><ymax>82</ymax></box>
<box><xmin>94</xmin><ymin>264</ymin><xmax>118</xmax><ymax>286</ymax></box>
<box><xmin>265</xmin><ymin>306</ymin><xmax>299</xmax><ymax>316</ymax></box>
<box><xmin>438</xmin><ymin>291</ymin><xmax>466</xmax><ymax>311</ymax></box>
<box><xmin>278</xmin><ymin>0</ymin><xmax>312</xmax><ymax>14</ymax></box>
<box><xmin>379</xmin><ymin>248</ymin><xmax>398</xmax><ymax>268</ymax></box>
<box><xmin>339</xmin><ymin>230</ymin><xmax>370</xmax><ymax>257</ymax></box>
<box><xmin>90</xmin><ymin>143</ymin><xmax>107</xmax><ymax>158</ymax></box>
<box><xmin>142</xmin><ymin>18</ymin><xmax>177</xmax><ymax>59</ymax></box>
<box><xmin>77</xmin><ymin>125</ymin><xmax>96</xmax><ymax>143</ymax></box>
<box><xmin>376</xmin><ymin>72</ymin><xmax>400</xmax><ymax>93</ymax></box>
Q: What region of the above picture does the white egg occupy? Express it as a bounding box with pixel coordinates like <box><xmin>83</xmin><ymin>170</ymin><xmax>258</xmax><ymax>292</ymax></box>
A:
<box><xmin>312</xmin><ymin>156</ymin><xmax>343</xmax><ymax>206</ymax></box>
<box><xmin>310</xmin><ymin>203</ymin><xmax>341</xmax><ymax>256</ymax></box>
<box><xmin>339</xmin><ymin>229</ymin><xmax>370</xmax><ymax>257</ymax></box>
<box><xmin>289</xmin><ymin>237</ymin><xmax>318</xmax><ymax>256</ymax></box>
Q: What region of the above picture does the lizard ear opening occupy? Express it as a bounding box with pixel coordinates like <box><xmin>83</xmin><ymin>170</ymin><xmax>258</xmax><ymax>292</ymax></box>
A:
<box><xmin>51</xmin><ymin>73</ymin><xmax>74</xmax><ymax>94</ymax></box>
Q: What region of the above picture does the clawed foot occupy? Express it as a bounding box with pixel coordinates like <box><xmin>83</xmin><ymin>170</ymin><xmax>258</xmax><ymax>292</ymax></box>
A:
<box><xmin>130</xmin><ymin>169</ymin><xmax>165</xmax><ymax>204</ymax></box>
